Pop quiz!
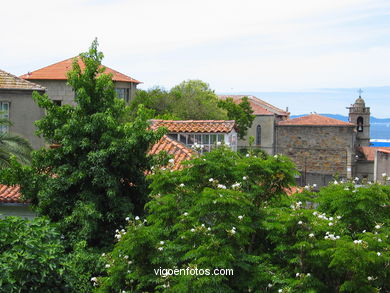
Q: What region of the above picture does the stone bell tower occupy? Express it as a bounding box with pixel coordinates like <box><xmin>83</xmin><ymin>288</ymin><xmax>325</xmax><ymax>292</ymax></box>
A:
<box><xmin>347</xmin><ymin>89</ymin><xmax>370</xmax><ymax>147</ymax></box>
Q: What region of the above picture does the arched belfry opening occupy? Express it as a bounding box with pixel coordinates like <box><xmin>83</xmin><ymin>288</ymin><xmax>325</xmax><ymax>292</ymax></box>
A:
<box><xmin>357</xmin><ymin>116</ymin><xmax>363</xmax><ymax>132</ymax></box>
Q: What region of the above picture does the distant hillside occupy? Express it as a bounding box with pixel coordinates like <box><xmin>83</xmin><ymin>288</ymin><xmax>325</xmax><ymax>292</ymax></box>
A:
<box><xmin>289</xmin><ymin>114</ymin><xmax>390</xmax><ymax>139</ymax></box>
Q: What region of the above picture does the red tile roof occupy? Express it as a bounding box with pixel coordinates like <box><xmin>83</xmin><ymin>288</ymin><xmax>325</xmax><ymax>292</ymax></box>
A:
<box><xmin>278</xmin><ymin>114</ymin><xmax>354</xmax><ymax>126</ymax></box>
<box><xmin>0</xmin><ymin>184</ymin><xmax>23</xmax><ymax>204</ymax></box>
<box><xmin>150</xmin><ymin>119</ymin><xmax>236</xmax><ymax>133</ymax></box>
<box><xmin>149</xmin><ymin>135</ymin><xmax>194</xmax><ymax>170</ymax></box>
<box><xmin>219</xmin><ymin>95</ymin><xmax>289</xmax><ymax>116</ymax></box>
<box><xmin>20</xmin><ymin>57</ymin><xmax>141</xmax><ymax>84</ymax></box>
<box><xmin>359</xmin><ymin>146</ymin><xmax>390</xmax><ymax>161</ymax></box>
<box><xmin>0</xmin><ymin>69</ymin><xmax>45</xmax><ymax>91</ymax></box>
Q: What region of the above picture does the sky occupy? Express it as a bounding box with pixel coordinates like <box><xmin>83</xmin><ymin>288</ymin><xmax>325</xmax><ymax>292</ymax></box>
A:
<box><xmin>1</xmin><ymin>0</ymin><xmax>390</xmax><ymax>117</ymax></box>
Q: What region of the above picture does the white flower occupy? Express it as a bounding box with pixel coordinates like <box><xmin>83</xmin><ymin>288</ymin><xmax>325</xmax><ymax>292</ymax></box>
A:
<box><xmin>231</xmin><ymin>182</ymin><xmax>241</xmax><ymax>189</ymax></box>
<box><xmin>267</xmin><ymin>283</ymin><xmax>273</xmax><ymax>288</ymax></box>
<box><xmin>101</xmin><ymin>253</ymin><xmax>105</xmax><ymax>257</ymax></box>
<box><xmin>231</xmin><ymin>229</ymin><xmax>236</xmax><ymax>234</ymax></box>
<box><xmin>246</xmin><ymin>154</ymin><xmax>250</xmax><ymax>157</ymax></box>
<box><xmin>334</xmin><ymin>180</ymin><xmax>338</xmax><ymax>184</ymax></box>
<box><xmin>160</xmin><ymin>241</ymin><xmax>165</xmax><ymax>245</ymax></box>
<box><xmin>179</xmin><ymin>183</ymin><xmax>185</xmax><ymax>187</ymax></box>
<box><xmin>158</xmin><ymin>247</ymin><xmax>164</xmax><ymax>251</ymax></box>
<box><xmin>324</xmin><ymin>236</ymin><xmax>329</xmax><ymax>239</ymax></box>
<box><xmin>207</xmin><ymin>227</ymin><xmax>211</xmax><ymax>231</ymax></box>
<box><xmin>124</xmin><ymin>255</ymin><xmax>129</xmax><ymax>259</ymax></box>
<box><xmin>354</xmin><ymin>177</ymin><xmax>359</xmax><ymax>181</ymax></box>
<box><xmin>243</xmin><ymin>176</ymin><xmax>248</xmax><ymax>180</ymax></box>
<box><xmin>336</xmin><ymin>216</ymin><xmax>342</xmax><ymax>219</ymax></box>
<box><xmin>296</xmin><ymin>273</ymin><xmax>300</xmax><ymax>277</ymax></box>
<box><xmin>378</xmin><ymin>238</ymin><xmax>382</xmax><ymax>242</ymax></box>
<box><xmin>377</xmin><ymin>252</ymin><xmax>381</xmax><ymax>256</ymax></box>
<box><xmin>91</xmin><ymin>277</ymin><xmax>98</xmax><ymax>282</ymax></box>
<box><xmin>336</xmin><ymin>236</ymin><xmax>340</xmax><ymax>239</ymax></box>
<box><xmin>232</xmin><ymin>226</ymin><xmax>236</xmax><ymax>230</ymax></box>
<box><xmin>307</xmin><ymin>273</ymin><xmax>311</xmax><ymax>277</ymax></box>
<box><xmin>209</xmin><ymin>178</ymin><xmax>214</xmax><ymax>182</ymax></box>
<box><xmin>216</xmin><ymin>141</ymin><xmax>222</xmax><ymax>146</ymax></box>
<box><xmin>367</xmin><ymin>276</ymin><xmax>373</xmax><ymax>281</ymax></box>
<box><xmin>168</xmin><ymin>158</ymin><xmax>175</xmax><ymax>164</ymax></box>
<box><xmin>298</xmin><ymin>221</ymin><xmax>303</xmax><ymax>225</ymax></box>
<box><xmin>375</xmin><ymin>224</ymin><xmax>381</xmax><ymax>229</ymax></box>
<box><xmin>362</xmin><ymin>230</ymin><xmax>366</xmax><ymax>233</ymax></box>
<box><xmin>217</xmin><ymin>184</ymin><xmax>227</xmax><ymax>189</ymax></box>
<box><xmin>328</xmin><ymin>222</ymin><xmax>333</xmax><ymax>226</ymax></box>
<box><xmin>309</xmin><ymin>233</ymin><xmax>315</xmax><ymax>238</ymax></box>
<box><xmin>329</xmin><ymin>217</ymin><xmax>334</xmax><ymax>221</ymax></box>
<box><xmin>382</xmin><ymin>173</ymin><xmax>387</xmax><ymax>177</ymax></box>
<box><xmin>238</xmin><ymin>215</ymin><xmax>244</xmax><ymax>220</ymax></box>
<box><xmin>354</xmin><ymin>240</ymin><xmax>362</xmax><ymax>244</ymax></box>
<box><xmin>313</xmin><ymin>211</ymin><xmax>318</xmax><ymax>216</ymax></box>
<box><xmin>304</xmin><ymin>185</ymin><xmax>310</xmax><ymax>190</ymax></box>
<box><xmin>105</xmin><ymin>264</ymin><xmax>110</xmax><ymax>268</ymax></box>
<box><xmin>274</xmin><ymin>154</ymin><xmax>278</xmax><ymax>158</ymax></box>
<box><xmin>191</xmin><ymin>228</ymin><xmax>195</xmax><ymax>232</ymax></box>
<box><xmin>278</xmin><ymin>290</ymin><xmax>283</xmax><ymax>293</ymax></box>
<box><xmin>313</xmin><ymin>184</ymin><xmax>317</xmax><ymax>188</ymax></box>
<box><xmin>135</xmin><ymin>216</ymin><xmax>140</xmax><ymax>221</ymax></box>
<box><xmin>183</xmin><ymin>212</ymin><xmax>188</xmax><ymax>216</ymax></box>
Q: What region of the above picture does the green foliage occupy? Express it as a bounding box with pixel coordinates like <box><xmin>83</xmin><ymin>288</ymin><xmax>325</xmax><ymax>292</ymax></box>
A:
<box><xmin>96</xmin><ymin>147</ymin><xmax>298</xmax><ymax>292</ymax></box>
<box><xmin>0</xmin><ymin>118</ymin><xmax>32</xmax><ymax>168</ymax></box>
<box><xmin>262</xmin><ymin>183</ymin><xmax>390</xmax><ymax>292</ymax></box>
<box><xmin>218</xmin><ymin>97</ymin><xmax>255</xmax><ymax>139</ymax></box>
<box><xmin>0</xmin><ymin>40</ymin><xmax>164</xmax><ymax>249</ymax></box>
<box><xmin>129</xmin><ymin>81</ymin><xmax>255</xmax><ymax>138</ymax></box>
<box><xmin>0</xmin><ymin>216</ymin><xmax>67</xmax><ymax>292</ymax></box>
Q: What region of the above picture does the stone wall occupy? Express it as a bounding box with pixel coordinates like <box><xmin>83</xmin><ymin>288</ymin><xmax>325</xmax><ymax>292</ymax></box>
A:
<box><xmin>276</xmin><ymin>125</ymin><xmax>355</xmax><ymax>179</ymax></box>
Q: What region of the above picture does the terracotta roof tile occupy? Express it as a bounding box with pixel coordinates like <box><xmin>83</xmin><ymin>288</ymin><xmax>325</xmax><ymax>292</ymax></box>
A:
<box><xmin>358</xmin><ymin>146</ymin><xmax>390</xmax><ymax>161</ymax></box>
<box><xmin>219</xmin><ymin>95</ymin><xmax>289</xmax><ymax>116</ymax></box>
<box><xmin>20</xmin><ymin>57</ymin><xmax>141</xmax><ymax>84</ymax></box>
<box><xmin>150</xmin><ymin>120</ymin><xmax>236</xmax><ymax>133</ymax></box>
<box><xmin>278</xmin><ymin>114</ymin><xmax>354</xmax><ymax>126</ymax></box>
<box><xmin>0</xmin><ymin>69</ymin><xmax>45</xmax><ymax>91</ymax></box>
<box><xmin>0</xmin><ymin>184</ymin><xmax>24</xmax><ymax>204</ymax></box>
<box><xmin>149</xmin><ymin>135</ymin><xmax>194</xmax><ymax>170</ymax></box>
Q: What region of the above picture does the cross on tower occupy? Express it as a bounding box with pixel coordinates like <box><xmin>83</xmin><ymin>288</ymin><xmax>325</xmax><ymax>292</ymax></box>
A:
<box><xmin>357</xmin><ymin>88</ymin><xmax>363</xmax><ymax>97</ymax></box>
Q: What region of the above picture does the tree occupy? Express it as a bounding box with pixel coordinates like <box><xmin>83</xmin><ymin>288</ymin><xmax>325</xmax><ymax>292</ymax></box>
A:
<box><xmin>130</xmin><ymin>80</ymin><xmax>255</xmax><ymax>138</ymax></box>
<box><xmin>0</xmin><ymin>118</ymin><xmax>32</xmax><ymax>168</ymax></box>
<box><xmin>218</xmin><ymin>97</ymin><xmax>255</xmax><ymax>139</ymax></box>
<box><xmin>169</xmin><ymin>80</ymin><xmax>226</xmax><ymax>120</ymax></box>
<box><xmin>1</xmin><ymin>40</ymin><xmax>164</xmax><ymax>249</ymax></box>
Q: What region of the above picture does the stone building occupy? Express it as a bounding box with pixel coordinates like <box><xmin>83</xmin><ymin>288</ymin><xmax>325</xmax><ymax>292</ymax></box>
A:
<box><xmin>276</xmin><ymin>114</ymin><xmax>355</xmax><ymax>186</ymax></box>
<box><xmin>0</xmin><ymin>69</ymin><xmax>46</xmax><ymax>148</ymax></box>
<box><xmin>218</xmin><ymin>95</ymin><xmax>289</xmax><ymax>154</ymax></box>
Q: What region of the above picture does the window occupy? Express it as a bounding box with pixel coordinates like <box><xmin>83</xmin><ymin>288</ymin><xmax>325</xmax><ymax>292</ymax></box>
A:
<box><xmin>256</xmin><ymin>125</ymin><xmax>261</xmax><ymax>145</ymax></box>
<box><xmin>115</xmin><ymin>88</ymin><xmax>130</xmax><ymax>103</ymax></box>
<box><xmin>0</xmin><ymin>102</ymin><xmax>10</xmax><ymax>133</ymax></box>
<box><xmin>53</xmin><ymin>100</ymin><xmax>62</xmax><ymax>106</ymax></box>
<box><xmin>357</xmin><ymin>117</ymin><xmax>363</xmax><ymax>132</ymax></box>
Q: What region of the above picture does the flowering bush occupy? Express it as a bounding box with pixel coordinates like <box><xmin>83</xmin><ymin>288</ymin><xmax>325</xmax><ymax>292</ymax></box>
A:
<box><xmin>96</xmin><ymin>147</ymin><xmax>297</xmax><ymax>292</ymax></box>
<box><xmin>96</xmin><ymin>147</ymin><xmax>389</xmax><ymax>292</ymax></box>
